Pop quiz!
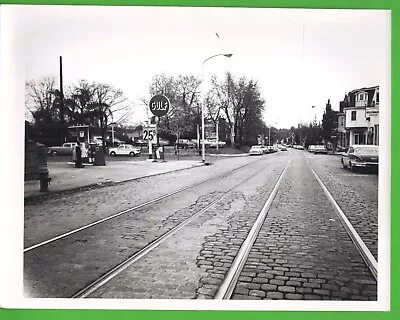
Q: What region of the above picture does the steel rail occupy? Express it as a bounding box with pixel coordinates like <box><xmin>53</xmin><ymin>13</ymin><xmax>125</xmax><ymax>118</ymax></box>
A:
<box><xmin>305</xmin><ymin>159</ymin><xmax>378</xmax><ymax>281</ymax></box>
<box><xmin>214</xmin><ymin>160</ymin><xmax>290</xmax><ymax>299</ymax></box>
<box><xmin>24</xmin><ymin>157</ymin><xmax>266</xmax><ymax>253</ymax></box>
<box><xmin>72</xmin><ymin>158</ymin><xmax>281</xmax><ymax>298</ymax></box>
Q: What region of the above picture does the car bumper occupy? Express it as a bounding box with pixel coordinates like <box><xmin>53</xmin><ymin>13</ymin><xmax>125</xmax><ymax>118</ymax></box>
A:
<box><xmin>352</xmin><ymin>162</ymin><xmax>378</xmax><ymax>168</ymax></box>
<box><xmin>249</xmin><ymin>152</ymin><xmax>263</xmax><ymax>155</ymax></box>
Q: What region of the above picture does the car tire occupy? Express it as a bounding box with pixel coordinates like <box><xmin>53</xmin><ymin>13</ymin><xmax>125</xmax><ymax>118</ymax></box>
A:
<box><xmin>51</xmin><ymin>150</ymin><xmax>57</xmax><ymax>156</ymax></box>
<box><xmin>129</xmin><ymin>152</ymin><xmax>135</xmax><ymax>157</ymax></box>
<box><xmin>110</xmin><ymin>152</ymin><xmax>116</xmax><ymax>156</ymax></box>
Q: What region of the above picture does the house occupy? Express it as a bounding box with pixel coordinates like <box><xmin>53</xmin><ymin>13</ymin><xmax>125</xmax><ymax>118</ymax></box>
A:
<box><xmin>340</xmin><ymin>85</ymin><xmax>379</xmax><ymax>147</ymax></box>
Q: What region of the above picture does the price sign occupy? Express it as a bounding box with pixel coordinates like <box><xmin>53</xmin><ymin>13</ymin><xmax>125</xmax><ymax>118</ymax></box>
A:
<box><xmin>143</xmin><ymin>125</ymin><xmax>157</xmax><ymax>144</ymax></box>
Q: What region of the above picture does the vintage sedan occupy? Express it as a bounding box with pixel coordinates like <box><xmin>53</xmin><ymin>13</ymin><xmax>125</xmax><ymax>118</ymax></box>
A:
<box><xmin>313</xmin><ymin>145</ymin><xmax>328</xmax><ymax>154</ymax></box>
<box><xmin>109</xmin><ymin>144</ymin><xmax>141</xmax><ymax>157</ymax></box>
<box><xmin>47</xmin><ymin>142</ymin><xmax>77</xmax><ymax>156</ymax></box>
<box><xmin>249</xmin><ymin>145</ymin><xmax>264</xmax><ymax>156</ymax></box>
<box><xmin>341</xmin><ymin>145</ymin><xmax>379</xmax><ymax>171</ymax></box>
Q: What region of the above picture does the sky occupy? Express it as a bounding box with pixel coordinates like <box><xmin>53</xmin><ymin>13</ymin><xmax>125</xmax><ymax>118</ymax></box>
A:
<box><xmin>10</xmin><ymin>5</ymin><xmax>390</xmax><ymax>129</ymax></box>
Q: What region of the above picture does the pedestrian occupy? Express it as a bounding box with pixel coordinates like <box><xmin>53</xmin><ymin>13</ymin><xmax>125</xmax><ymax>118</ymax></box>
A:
<box><xmin>75</xmin><ymin>139</ymin><xmax>84</xmax><ymax>168</ymax></box>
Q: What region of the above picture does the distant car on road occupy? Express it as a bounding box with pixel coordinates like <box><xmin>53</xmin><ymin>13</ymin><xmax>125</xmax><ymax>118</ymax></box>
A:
<box><xmin>313</xmin><ymin>145</ymin><xmax>328</xmax><ymax>154</ymax></box>
<box><xmin>308</xmin><ymin>145</ymin><xmax>316</xmax><ymax>153</ymax></box>
<box><xmin>176</xmin><ymin>139</ymin><xmax>196</xmax><ymax>149</ymax></box>
<box><xmin>341</xmin><ymin>145</ymin><xmax>379</xmax><ymax>171</ymax></box>
<box><xmin>109</xmin><ymin>144</ymin><xmax>141</xmax><ymax>157</ymax></box>
<box><xmin>47</xmin><ymin>142</ymin><xmax>78</xmax><ymax>156</ymax></box>
<box><xmin>279</xmin><ymin>145</ymin><xmax>287</xmax><ymax>151</ymax></box>
<box><xmin>209</xmin><ymin>140</ymin><xmax>226</xmax><ymax>148</ymax></box>
<box><xmin>249</xmin><ymin>145</ymin><xmax>264</xmax><ymax>156</ymax></box>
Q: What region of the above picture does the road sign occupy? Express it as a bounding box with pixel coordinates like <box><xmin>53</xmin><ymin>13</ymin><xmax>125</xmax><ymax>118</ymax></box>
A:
<box><xmin>149</xmin><ymin>94</ymin><xmax>170</xmax><ymax>117</ymax></box>
<box><xmin>143</xmin><ymin>125</ymin><xmax>157</xmax><ymax>144</ymax></box>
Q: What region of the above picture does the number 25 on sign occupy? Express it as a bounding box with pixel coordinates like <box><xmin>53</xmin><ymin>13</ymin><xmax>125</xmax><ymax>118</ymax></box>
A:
<box><xmin>143</xmin><ymin>128</ymin><xmax>157</xmax><ymax>143</ymax></box>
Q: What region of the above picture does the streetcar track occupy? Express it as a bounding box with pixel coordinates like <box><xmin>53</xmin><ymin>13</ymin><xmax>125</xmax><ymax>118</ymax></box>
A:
<box><xmin>72</xmin><ymin>157</ymin><xmax>284</xmax><ymax>298</ymax></box>
<box><xmin>27</xmin><ymin>150</ymin><xmax>378</xmax><ymax>300</ymax></box>
<box><xmin>24</xmin><ymin>156</ymin><xmax>266</xmax><ymax>253</ymax></box>
<box><xmin>215</xmin><ymin>155</ymin><xmax>377</xmax><ymax>299</ymax></box>
<box><xmin>305</xmin><ymin>159</ymin><xmax>378</xmax><ymax>281</ymax></box>
<box><xmin>214</xmin><ymin>160</ymin><xmax>290</xmax><ymax>299</ymax></box>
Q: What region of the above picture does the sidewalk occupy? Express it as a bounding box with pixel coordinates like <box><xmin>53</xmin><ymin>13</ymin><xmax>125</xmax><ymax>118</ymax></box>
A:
<box><xmin>24</xmin><ymin>159</ymin><xmax>204</xmax><ymax>198</ymax></box>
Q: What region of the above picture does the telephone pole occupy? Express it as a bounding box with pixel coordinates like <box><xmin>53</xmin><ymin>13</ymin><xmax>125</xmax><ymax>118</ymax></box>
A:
<box><xmin>59</xmin><ymin>56</ymin><xmax>65</xmax><ymax>144</ymax></box>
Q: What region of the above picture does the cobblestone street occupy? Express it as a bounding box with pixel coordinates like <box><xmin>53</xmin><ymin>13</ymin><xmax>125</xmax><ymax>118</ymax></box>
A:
<box><xmin>23</xmin><ymin>149</ymin><xmax>380</xmax><ymax>301</ymax></box>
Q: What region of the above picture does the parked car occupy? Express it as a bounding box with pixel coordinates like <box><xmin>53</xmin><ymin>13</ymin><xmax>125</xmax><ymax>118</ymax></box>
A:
<box><xmin>134</xmin><ymin>139</ymin><xmax>148</xmax><ymax>147</ymax></box>
<box><xmin>109</xmin><ymin>144</ymin><xmax>141</xmax><ymax>157</ymax></box>
<box><xmin>47</xmin><ymin>142</ymin><xmax>78</xmax><ymax>156</ymax></box>
<box><xmin>313</xmin><ymin>145</ymin><xmax>328</xmax><ymax>154</ymax></box>
<box><xmin>209</xmin><ymin>140</ymin><xmax>226</xmax><ymax>148</ymax></box>
<box><xmin>341</xmin><ymin>145</ymin><xmax>379</xmax><ymax>171</ymax></box>
<box><xmin>260</xmin><ymin>145</ymin><xmax>269</xmax><ymax>154</ymax></box>
<box><xmin>279</xmin><ymin>145</ymin><xmax>287</xmax><ymax>151</ymax></box>
<box><xmin>176</xmin><ymin>139</ymin><xmax>196</xmax><ymax>149</ymax></box>
<box><xmin>308</xmin><ymin>145</ymin><xmax>316</xmax><ymax>153</ymax></box>
<box><xmin>249</xmin><ymin>145</ymin><xmax>264</xmax><ymax>156</ymax></box>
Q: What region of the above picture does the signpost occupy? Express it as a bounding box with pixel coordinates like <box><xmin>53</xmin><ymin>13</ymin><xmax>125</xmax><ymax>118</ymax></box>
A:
<box><xmin>147</xmin><ymin>95</ymin><xmax>170</xmax><ymax>160</ymax></box>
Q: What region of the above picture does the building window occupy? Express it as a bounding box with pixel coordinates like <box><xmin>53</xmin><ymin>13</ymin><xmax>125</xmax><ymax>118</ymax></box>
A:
<box><xmin>351</xmin><ymin>111</ymin><xmax>356</xmax><ymax>121</ymax></box>
<box><xmin>359</xmin><ymin>93</ymin><xmax>364</xmax><ymax>100</ymax></box>
<box><xmin>374</xmin><ymin>124</ymin><xmax>379</xmax><ymax>145</ymax></box>
<box><xmin>376</xmin><ymin>92</ymin><xmax>379</xmax><ymax>103</ymax></box>
<box><xmin>354</xmin><ymin>134</ymin><xmax>359</xmax><ymax>145</ymax></box>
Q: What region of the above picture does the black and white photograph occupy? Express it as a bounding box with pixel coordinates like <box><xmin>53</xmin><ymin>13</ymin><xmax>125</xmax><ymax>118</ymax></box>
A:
<box><xmin>0</xmin><ymin>4</ymin><xmax>390</xmax><ymax>310</ymax></box>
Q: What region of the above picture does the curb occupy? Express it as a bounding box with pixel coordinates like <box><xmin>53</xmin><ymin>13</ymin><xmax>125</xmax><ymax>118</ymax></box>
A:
<box><xmin>24</xmin><ymin>161</ymin><xmax>205</xmax><ymax>203</ymax></box>
<box><xmin>207</xmin><ymin>153</ymin><xmax>249</xmax><ymax>157</ymax></box>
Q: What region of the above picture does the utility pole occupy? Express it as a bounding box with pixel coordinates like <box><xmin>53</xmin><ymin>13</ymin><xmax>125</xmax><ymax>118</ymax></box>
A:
<box><xmin>59</xmin><ymin>56</ymin><xmax>65</xmax><ymax>144</ymax></box>
<box><xmin>268</xmin><ymin>126</ymin><xmax>271</xmax><ymax>146</ymax></box>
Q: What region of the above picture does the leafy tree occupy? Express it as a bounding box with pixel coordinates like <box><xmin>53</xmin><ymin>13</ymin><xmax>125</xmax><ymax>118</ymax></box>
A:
<box><xmin>209</xmin><ymin>72</ymin><xmax>266</xmax><ymax>146</ymax></box>
<box><xmin>321</xmin><ymin>98</ymin><xmax>338</xmax><ymax>150</ymax></box>
<box><xmin>26</xmin><ymin>78</ymin><xmax>130</xmax><ymax>149</ymax></box>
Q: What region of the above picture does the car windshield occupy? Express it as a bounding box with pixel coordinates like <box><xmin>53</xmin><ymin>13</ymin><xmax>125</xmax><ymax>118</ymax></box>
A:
<box><xmin>354</xmin><ymin>146</ymin><xmax>378</xmax><ymax>154</ymax></box>
<box><xmin>251</xmin><ymin>146</ymin><xmax>261</xmax><ymax>149</ymax></box>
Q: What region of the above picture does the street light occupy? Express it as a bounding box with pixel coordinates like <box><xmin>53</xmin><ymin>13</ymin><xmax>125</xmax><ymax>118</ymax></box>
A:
<box><xmin>201</xmin><ymin>53</ymin><xmax>233</xmax><ymax>163</ymax></box>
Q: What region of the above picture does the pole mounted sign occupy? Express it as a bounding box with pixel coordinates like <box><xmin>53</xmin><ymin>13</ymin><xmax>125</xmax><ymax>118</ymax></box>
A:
<box><xmin>149</xmin><ymin>94</ymin><xmax>170</xmax><ymax>117</ymax></box>
<box><xmin>143</xmin><ymin>124</ymin><xmax>157</xmax><ymax>144</ymax></box>
<box><xmin>147</xmin><ymin>94</ymin><xmax>169</xmax><ymax>160</ymax></box>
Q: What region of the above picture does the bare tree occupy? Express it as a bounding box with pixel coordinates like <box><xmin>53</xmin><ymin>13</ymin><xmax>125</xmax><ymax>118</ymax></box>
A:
<box><xmin>146</xmin><ymin>74</ymin><xmax>201</xmax><ymax>144</ymax></box>
<box><xmin>86</xmin><ymin>82</ymin><xmax>129</xmax><ymax>151</ymax></box>
<box><xmin>25</xmin><ymin>76</ymin><xmax>59</xmax><ymax>121</ymax></box>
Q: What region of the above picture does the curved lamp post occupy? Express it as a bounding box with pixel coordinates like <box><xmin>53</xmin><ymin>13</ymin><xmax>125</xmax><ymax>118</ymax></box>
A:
<box><xmin>201</xmin><ymin>53</ymin><xmax>233</xmax><ymax>163</ymax></box>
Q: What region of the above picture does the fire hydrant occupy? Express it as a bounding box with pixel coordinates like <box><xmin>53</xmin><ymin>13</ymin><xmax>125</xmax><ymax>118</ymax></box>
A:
<box><xmin>39</xmin><ymin>168</ymin><xmax>51</xmax><ymax>192</ymax></box>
